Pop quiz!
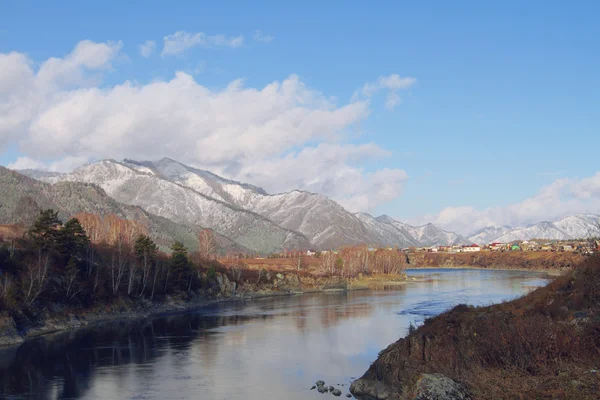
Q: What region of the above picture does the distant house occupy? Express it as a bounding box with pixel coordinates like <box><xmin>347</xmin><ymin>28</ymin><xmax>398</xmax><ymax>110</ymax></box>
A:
<box><xmin>511</xmin><ymin>244</ymin><xmax>521</xmax><ymax>251</ymax></box>
<box><xmin>306</xmin><ymin>249</ymin><xmax>317</xmax><ymax>256</ymax></box>
<box><xmin>561</xmin><ymin>245</ymin><xmax>574</xmax><ymax>252</ymax></box>
<box><xmin>462</xmin><ymin>244</ymin><xmax>481</xmax><ymax>252</ymax></box>
<box><xmin>489</xmin><ymin>242</ymin><xmax>504</xmax><ymax>251</ymax></box>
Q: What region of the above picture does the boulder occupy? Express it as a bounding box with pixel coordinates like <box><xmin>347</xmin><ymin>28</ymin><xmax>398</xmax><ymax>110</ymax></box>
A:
<box><xmin>413</xmin><ymin>374</ymin><xmax>471</xmax><ymax>400</ymax></box>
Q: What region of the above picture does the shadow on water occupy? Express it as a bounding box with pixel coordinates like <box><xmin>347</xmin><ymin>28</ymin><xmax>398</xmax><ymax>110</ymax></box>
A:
<box><xmin>0</xmin><ymin>291</ymin><xmax>382</xmax><ymax>399</ymax></box>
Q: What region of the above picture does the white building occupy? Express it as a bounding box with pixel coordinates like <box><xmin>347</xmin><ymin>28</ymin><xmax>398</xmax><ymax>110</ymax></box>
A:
<box><xmin>462</xmin><ymin>244</ymin><xmax>481</xmax><ymax>252</ymax></box>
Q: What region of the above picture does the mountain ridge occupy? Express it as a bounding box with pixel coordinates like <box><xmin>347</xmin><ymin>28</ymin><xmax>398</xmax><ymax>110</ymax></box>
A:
<box><xmin>13</xmin><ymin>158</ymin><xmax>600</xmax><ymax>251</ymax></box>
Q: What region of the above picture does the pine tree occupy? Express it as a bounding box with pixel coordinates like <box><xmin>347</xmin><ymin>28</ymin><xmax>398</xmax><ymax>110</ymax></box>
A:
<box><xmin>170</xmin><ymin>241</ymin><xmax>192</xmax><ymax>291</ymax></box>
<box><xmin>28</xmin><ymin>209</ymin><xmax>62</xmax><ymax>252</ymax></box>
<box><xmin>58</xmin><ymin>218</ymin><xmax>90</xmax><ymax>260</ymax></box>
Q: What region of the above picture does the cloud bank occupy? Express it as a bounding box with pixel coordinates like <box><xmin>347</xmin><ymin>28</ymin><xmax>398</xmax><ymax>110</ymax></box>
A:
<box><xmin>410</xmin><ymin>174</ymin><xmax>600</xmax><ymax>235</ymax></box>
<box><xmin>0</xmin><ymin>40</ymin><xmax>410</xmax><ymax>213</ymax></box>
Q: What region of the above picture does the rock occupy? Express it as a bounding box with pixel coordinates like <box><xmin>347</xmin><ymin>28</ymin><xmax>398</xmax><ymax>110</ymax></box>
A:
<box><xmin>350</xmin><ymin>378</ymin><xmax>399</xmax><ymax>400</ymax></box>
<box><xmin>413</xmin><ymin>373</ymin><xmax>471</xmax><ymax>400</ymax></box>
<box><xmin>346</xmin><ymin>395</ymin><xmax>352</xmax><ymax>398</ymax></box>
<box><xmin>311</xmin><ymin>386</ymin><xmax>316</xmax><ymax>390</ymax></box>
<box><xmin>329</xmin><ymin>386</ymin><xmax>335</xmax><ymax>392</ymax></box>
<box><xmin>316</xmin><ymin>380</ymin><xmax>325</xmax><ymax>387</ymax></box>
<box><xmin>332</xmin><ymin>389</ymin><xmax>342</xmax><ymax>396</ymax></box>
<box><xmin>318</xmin><ymin>386</ymin><xmax>329</xmax><ymax>393</ymax></box>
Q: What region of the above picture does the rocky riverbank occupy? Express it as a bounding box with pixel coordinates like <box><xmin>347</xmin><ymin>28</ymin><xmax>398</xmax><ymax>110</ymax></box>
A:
<box><xmin>0</xmin><ymin>269</ymin><xmax>403</xmax><ymax>348</ymax></box>
<box><xmin>350</xmin><ymin>256</ymin><xmax>600</xmax><ymax>400</ymax></box>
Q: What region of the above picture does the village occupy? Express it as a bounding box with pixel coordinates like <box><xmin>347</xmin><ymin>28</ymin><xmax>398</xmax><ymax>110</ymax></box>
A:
<box><xmin>410</xmin><ymin>239</ymin><xmax>600</xmax><ymax>254</ymax></box>
<box><xmin>264</xmin><ymin>239</ymin><xmax>600</xmax><ymax>260</ymax></box>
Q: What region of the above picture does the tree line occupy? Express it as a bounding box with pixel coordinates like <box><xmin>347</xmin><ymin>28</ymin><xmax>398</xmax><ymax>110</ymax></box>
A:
<box><xmin>319</xmin><ymin>245</ymin><xmax>407</xmax><ymax>277</ymax></box>
<box><xmin>0</xmin><ymin>210</ymin><xmax>220</xmax><ymax>310</ymax></box>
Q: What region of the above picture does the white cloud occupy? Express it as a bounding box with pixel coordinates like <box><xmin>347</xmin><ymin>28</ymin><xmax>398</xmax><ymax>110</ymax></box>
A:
<box><xmin>253</xmin><ymin>30</ymin><xmax>274</xmax><ymax>43</ymax></box>
<box><xmin>139</xmin><ymin>40</ymin><xmax>156</xmax><ymax>58</ymax></box>
<box><xmin>235</xmin><ymin>143</ymin><xmax>408</xmax><ymax>211</ymax></box>
<box><xmin>354</xmin><ymin>74</ymin><xmax>416</xmax><ymax>110</ymax></box>
<box><xmin>161</xmin><ymin>31</ymin><xmax>244</xmax><ymax>56</ymax></box>
<box><xmin>0</xmin><ymin>40</ymin><xmax>411</xmax><ymax>213</ymax></box>
<box><xmin>410</xmin><ymin>173</ymin><xmax>600</xmax><ymax>234</ymax></box>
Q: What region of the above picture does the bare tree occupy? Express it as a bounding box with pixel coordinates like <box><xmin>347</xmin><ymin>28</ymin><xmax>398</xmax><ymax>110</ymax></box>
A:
<box><xmin>23</xmin><ymin>249</ymin><xmax>51</xmax><ymax>305</ymax></box>
<box><xmin>198</xmin><ymin>229</ymin><xmax>218</xmax><ymax>259</ymax></box>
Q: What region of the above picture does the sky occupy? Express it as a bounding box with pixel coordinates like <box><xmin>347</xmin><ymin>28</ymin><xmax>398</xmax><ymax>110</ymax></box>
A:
<box><xmin>1</xmin><ymin>1</ymin><xmax>599</xmax><ymax>235</ymax></box>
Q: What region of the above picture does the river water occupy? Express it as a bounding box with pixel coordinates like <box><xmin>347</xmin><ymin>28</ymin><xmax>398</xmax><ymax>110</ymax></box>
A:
<box><xmin>0</xmin><ymin>268</ymin><xmax>551</xmax><ymax>399</ymax></box>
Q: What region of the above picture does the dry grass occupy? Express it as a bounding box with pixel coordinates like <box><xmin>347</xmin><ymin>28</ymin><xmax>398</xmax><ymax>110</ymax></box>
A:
<box><xmin>364</xmin><ymin>255</ymin><xmax>600</xmax><ymax>399</ymax></box>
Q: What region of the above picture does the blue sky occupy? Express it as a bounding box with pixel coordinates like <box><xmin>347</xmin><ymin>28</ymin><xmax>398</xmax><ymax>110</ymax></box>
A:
<box><xmin>1</xmin><ymin>1</ymin><xmax>599</xmax><ymax>233</ymax></box>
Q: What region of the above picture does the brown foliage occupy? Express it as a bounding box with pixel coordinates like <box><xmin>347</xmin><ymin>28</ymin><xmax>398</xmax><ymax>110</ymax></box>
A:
<box><xmin>197</xmin><ymin>229</ymin><xmax>218</xmax><ymax>259</ymax></box>
<box><xmin>361</xmin><ymin>255</ymin><xmax>600</xmax><ymax>399</ymax></box>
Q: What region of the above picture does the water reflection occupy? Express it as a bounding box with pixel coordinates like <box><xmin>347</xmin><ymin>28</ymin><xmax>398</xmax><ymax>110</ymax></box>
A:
<box><xmin>0</xmin><ymin>269</ymin><xmax>551</xmax><ymax>400</ymax></box>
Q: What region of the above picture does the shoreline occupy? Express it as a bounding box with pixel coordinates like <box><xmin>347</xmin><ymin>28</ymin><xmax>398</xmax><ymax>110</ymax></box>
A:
<box><xmin>405</xmin><ymin>265</ymin><xmax>565</xmax><ymax>276</ymax></box>
<box><xmin>0</xmin><ymin>279</ymin><xmax>383</xmax><ymax>349</ymax></box>
<box><xmin>0</xmin><ymin>266</ymin><xmax>565</xmax><ymax>349</ymax></box>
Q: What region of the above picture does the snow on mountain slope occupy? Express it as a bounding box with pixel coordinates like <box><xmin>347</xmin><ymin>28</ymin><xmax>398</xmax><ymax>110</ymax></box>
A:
<box><xmin>479</xmin><ymin>214</ymin><xmax>600</xmax><ymax>243</ymax></box>
<box><xmin>355</xmin><ymin>213</ymin><xmax>420</xmax><ymax>248</ymax></box>
<box><xmin>127</xmin><ymin>158</ymin><xmax>267</xmax><ymax>207</ymax></box>
<box><xmin>376</xmin><ymin>215</ymin><xmax>469</xmax><ymax>246</ymax></box>
<box><xmin>553</xmin><ymin>214</ymin><xmax>600</xmax><ymax>239</ymax></box>
<box><xmin>41</xmin><ymin>160</ymin><xmax>308</xmax><ymax>254</ymax></box>
<box><xmin>494</xmin><ymin>221</ymin><xmax>570</xmax><ymax>242</ymax></box>
<box><xmin>468</xmin><ymin>226</ymin><xmax>515</xmax><ymax>244</ymax></box>
<box><xmin>126</xmin><ymin>158</ymin><xmax>415</xmax><ymax>249</ymax></box>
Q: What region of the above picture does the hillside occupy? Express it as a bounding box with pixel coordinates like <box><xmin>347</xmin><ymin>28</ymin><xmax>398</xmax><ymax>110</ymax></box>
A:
<box><xmin>350</xmin><ymin>256</ymin><xmax>600</xmax><ymax>399</ymax></box>
<box><xmin>38</xmin><ymin>160</ymin><xmax>309</xmax><ymax>254</ymax></box>
<box><xmin>126</xmin><ymin>158</ymin><xmax>419</xmax><ymax>249</ymax></box>
<box><xmin>0</xmin><ymin>167</ymin><xmax>247</xmax><ymax>253</ymax></box>
<box><xmin>469</xmin><ymin>214</ymin><xmax>600</xmax><ymax>244</ymax></box>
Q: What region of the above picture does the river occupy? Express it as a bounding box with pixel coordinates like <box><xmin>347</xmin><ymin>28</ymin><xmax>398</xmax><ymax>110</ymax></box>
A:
<box><xmin>0</xmin><ymin>268</ymin><xmax>552</xmax><ymax>399</ymax></box>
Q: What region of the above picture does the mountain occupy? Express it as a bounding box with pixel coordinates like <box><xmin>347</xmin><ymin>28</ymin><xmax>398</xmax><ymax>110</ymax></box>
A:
<box><xmin>553</xmin><ymin>214</ymin><xmax>600</xmax><ymax>239</ymax></box>
<box><xmin>37</xmin><ymin>160</ymin><xmax>309</xmax><ymax>254</ymax></box>
<box><xmin>491</xmin><ymin>214</ymin><xmax>600</xmax><ymax>243</ymax></box>
<box><xmin>376</xmin><ymin>215</ymin><xmax>469</xmax><ymax>246</ymax></box>
<box><xmin>16</xmin><ymin>158</ymin><xmax>470</xmax><ymax>250</ymax></box>
<box><xmin>124</xmin><ymin>158</ymin><xmax>416</xmax><ymax>249</ymax></box>
<box><xmin>354</xmin><ymin>213</ymin><xmax>420</xmax><ymax>248</ymax></box>
<box><xmin>468</xmin><ymin>226</ymin><xmax>515</xmax><ymax>244</ymax></box>
<box><xmin>0</xmin><ymin>166</ymin><xmax>247</xmax><ymax>253</ymax></box>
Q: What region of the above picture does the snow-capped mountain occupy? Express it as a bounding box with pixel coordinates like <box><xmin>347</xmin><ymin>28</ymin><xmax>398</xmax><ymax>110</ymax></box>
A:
<box><xmin>355</xmin><ymin>213</ymin><xmax>420</xmax><ymax>248</ymax></box>
<box><xmin>125</xmin><ymin>158</ymin><xmax>417</xmax><ymax>249</ymax></box>
<box><xmin>17</xmin><ymin>158</ymin><xmax>600</xmax><ymax>251</ymax></box>
<box><xmin>481</xmin><ymin>214</ymin><xmax>600</xmax><ymax>243</ymax></box>
<box><xmin>40</xmin><ymin>160</ymin><xmax>309</xmax><ymax>254</ymax></box>
<box><xmin>468</xmin><ymin>226</ymin><xmax>516</xmax><ymax>245</ymax></box>
<box><xmin>376</xmin><ymin>215</ymin><xmax>469</xmax><ymax>246</ymax></box>
<box><xmin>20</xmin><ymin>158</ymin><xmax>468</xmax><ymax>250</ymax></box>
<box><xmin>553</xmin><ymin>214</ymin><xmax>600</xmax><ymax>239</ymax></box>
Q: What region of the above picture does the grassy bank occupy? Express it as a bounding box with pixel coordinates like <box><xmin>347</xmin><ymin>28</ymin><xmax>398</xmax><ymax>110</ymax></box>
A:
<box><xmin>351</xmin><ymin>255</ymin><xmax>600</xmax><ymax>400</ymax></box>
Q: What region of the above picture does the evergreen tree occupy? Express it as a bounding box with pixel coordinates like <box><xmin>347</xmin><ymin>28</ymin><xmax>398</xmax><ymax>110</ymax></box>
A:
<box><xmin>28</xmin><ymin>209</ymin><xmax>62</xmax><ymax>252</ymax></box>
<box><xmin>58</xmin><ymin>218</ymin><xmax>90</xmax><ymax>260</ymax></box>
<box><xmin>170</xmin><ymin>241</ymin><xmax>192</xmax><ymax>290</ymax></box>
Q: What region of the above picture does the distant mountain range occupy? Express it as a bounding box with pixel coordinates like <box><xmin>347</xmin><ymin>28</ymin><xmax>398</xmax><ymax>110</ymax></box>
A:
<box><xmin>6</xmin><ymin>157</ymin><xmax>600</xmax><ymax>253</ymax></box>
<box><xmin>469</xmin><ymin>214</ymin><xmax>600</xmax><ymax>244</ymax></box>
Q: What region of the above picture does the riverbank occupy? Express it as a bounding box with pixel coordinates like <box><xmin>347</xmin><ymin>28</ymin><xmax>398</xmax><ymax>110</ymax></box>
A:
<box><xmin>406</xmin><ymin>251</ymin><xmax>583</xmax><ymax>275</ymax></box>
<box><xmin>407</xmin><ymin>265</ymin><xmax>564</xmax><ymax>276</ymax></box>
<box><xmin>350</xmin><ymin>256</ymin><xmax>600</xmax><ymax>400</ymax></box>
<box><xmin>0</xmin><ymin>269</ymin><xmax>405</xmax><ymax>348</ymax></box>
